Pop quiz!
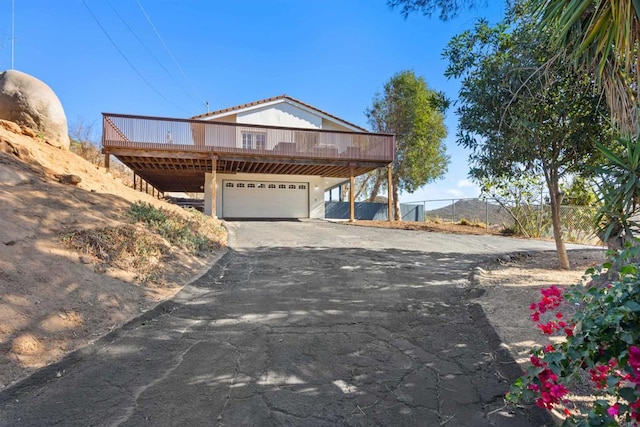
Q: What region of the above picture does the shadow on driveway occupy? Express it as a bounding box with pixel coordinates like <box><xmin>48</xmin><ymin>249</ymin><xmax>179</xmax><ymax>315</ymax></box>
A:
<box><xmin>0</xmin><ymin>244</ymin><xmax>554</xmax><ymax>426</ymax></box>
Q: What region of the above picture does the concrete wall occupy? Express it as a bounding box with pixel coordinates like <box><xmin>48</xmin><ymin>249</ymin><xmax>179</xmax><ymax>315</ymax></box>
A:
<box><xmin>325</xmin><ymin>201</ymin><xmax>424</xmax><ymax>221</ymax></box>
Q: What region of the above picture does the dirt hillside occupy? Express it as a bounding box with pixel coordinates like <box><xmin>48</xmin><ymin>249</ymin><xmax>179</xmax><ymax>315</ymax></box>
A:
<box><xmin>0</xmin><ymin>120</ymin><xmax>226</xmax><ymax>389</ymax></box>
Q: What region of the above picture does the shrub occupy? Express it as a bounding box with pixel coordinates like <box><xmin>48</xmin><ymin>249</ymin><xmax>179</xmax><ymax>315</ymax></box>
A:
<box><xmin>507</xmin><ymin>245</ymin><xmax>640</xmax><ymax>425</ymax></box>
<box><xmin>500</xmin><ymin>224</ymin><xmax>518</xmax><ymax>235</ymax></box>
<box><xmin>61</xmin><ymin>225</ymin><xmax>167</xmax><ymax>282</ymax></box>
<box><xmin>127</xmin><ymin>201</ymin><xmax>224</xmax><ymax>255</ymax></box>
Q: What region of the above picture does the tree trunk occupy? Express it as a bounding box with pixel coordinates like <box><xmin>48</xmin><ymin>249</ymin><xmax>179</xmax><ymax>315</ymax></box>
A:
<box><xmin>368</xmin><ymin>170</ymin><xmax>384</xmax><ymax>202</ymax></box>
<box><xmin>393</xmin><ymin>176</ymin><xmax>401</xmax><ymax>221</ymax></box>
<box><xmin>549</xmin><ymin>176</ymin><xmax>570</xmax><ymax>269</ymax></box>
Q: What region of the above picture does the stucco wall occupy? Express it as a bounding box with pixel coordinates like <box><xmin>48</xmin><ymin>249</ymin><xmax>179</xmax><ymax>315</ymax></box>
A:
<box><xmin>321</xmin><ymin>118</ymin><xmax>354</xmax><ymax>132</ymax></box>
<box><xmin>236</xmin><ymin>104</ymin><xmax>321</xmax><ymax>129</ymax></box>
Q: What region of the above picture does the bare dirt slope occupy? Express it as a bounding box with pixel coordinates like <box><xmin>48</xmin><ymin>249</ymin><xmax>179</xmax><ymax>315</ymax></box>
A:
<box><xmin>0</xmin><ymin>120</ymin><xmax>226</xmax><ymax>389</ymax></box>
<box><xmin>472</xmin><ymin>250</ymin><xmax>606</xmax><ymax>366</ymax></box>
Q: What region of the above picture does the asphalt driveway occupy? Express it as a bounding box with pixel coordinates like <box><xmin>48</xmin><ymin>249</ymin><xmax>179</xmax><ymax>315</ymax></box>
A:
<box><xmin>0</xmin><ymin>220</ymin><xmax>567</xmax><ymax>426</ymax></box>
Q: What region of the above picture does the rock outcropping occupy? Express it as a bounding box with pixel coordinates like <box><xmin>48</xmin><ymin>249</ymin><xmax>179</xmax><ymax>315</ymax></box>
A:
<box><xmin>0</xmin><ymin>70</ymin><xmax>70</xmax><ymax>150</ymax></box>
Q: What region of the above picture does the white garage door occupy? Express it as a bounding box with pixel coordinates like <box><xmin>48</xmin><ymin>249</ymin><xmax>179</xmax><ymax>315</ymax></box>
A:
<box><xmin>222</xmin><ymin>180</ymin><xmax>309</xmax><ymax>218</ymax></box>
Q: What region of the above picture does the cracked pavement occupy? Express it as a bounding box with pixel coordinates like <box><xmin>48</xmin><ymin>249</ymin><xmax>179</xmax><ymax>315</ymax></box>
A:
<box><xmin>0</xmin><ymin>220</ymin><xmax>563</xmax><ymax>426</ymax></box>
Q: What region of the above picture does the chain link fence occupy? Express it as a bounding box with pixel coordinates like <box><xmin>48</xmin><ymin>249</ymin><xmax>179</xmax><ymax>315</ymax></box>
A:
<box><xmin>410</xmin><ymin>198</ymin><xmax>600</xmax><ymax>245</ymax></box>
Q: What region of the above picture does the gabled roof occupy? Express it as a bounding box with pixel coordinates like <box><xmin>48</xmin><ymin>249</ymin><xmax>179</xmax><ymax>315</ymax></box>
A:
<box><xmin>191</xmin><ymin>94</ymin><xmax>368</xmax><ymax>132</ymax></box>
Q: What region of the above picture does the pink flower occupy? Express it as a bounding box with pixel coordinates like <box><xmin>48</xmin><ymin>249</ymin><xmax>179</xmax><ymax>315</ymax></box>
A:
<box><xmin>549</xmin><ymin>383</ymin><xmax>568</xmax><ymax>399</ymax></box>
<box><xmin>607</xmin><ymin>404</ymin><xmax>620</xmax><ymax>417</ymax></box>
<box><xmin>564</xmin><ymin>326</ymin><xmax>574</xmax><ymax>337</ymax></box>
<box><xmin>530</xmin><ymin>355</ymin><xmax>543</xmax><ymax>367</ymax></box>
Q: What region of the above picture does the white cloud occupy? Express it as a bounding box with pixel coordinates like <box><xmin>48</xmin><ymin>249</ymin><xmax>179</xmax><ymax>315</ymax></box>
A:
<box><xmin>457</xmin><ymin>179</ymin><xmax>476</xmax><ymax>188</ymax></box>
<box><xmin>446</xmin><ymin>188</ymin><xmax>465</xmax><ymax>198</ymax></box>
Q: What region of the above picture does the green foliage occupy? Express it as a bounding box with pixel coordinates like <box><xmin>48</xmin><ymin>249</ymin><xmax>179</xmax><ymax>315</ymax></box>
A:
<box><xmin>595</xmin><ymin>131</ymin><xmax>640</xmax><ymax>248</ymax></box>
<box><xmin>443</xmin><ymin>1</ymin><xmax>610</xmax><ymax>267</ymax></box>
<box><xmin>531</xmin><ymin>0</ymin><xmax>640</xmax><ymax>133</ymax></box>
<box><xmin>127</xmin><ymin>201</ymin><xmax>222</xmax><ymax>255</ymax></box>
<box><xmin>562</xmin><ymin>176</ymin><xmax>598</xmax><ymax>206</ymax></box>
<box><xmin>128</xmin><ymin>201</ymin><xmax>168</xmax><ymax>224</ymax></box>
<box><xmin>507</xmin><ymin>245</ymin><xmax>640</xmax><ymax>424</ymax></box>
<box><xmin>365</xmin><ymin>70</ymin><xmax>449</xmax><ymax>200</ymax></box>
<box><xmin>388</xmin><ymin>0</ymin><xmax>483</xmax><ymax>20</ymax></box>
<box><xmin>480</xmin><ymin>175</ymin><xmax>549</xmax><ymax>238</ymax></box>
<box><xmin>444</xmin><ymin>6</ymin><xmax>609</xmax><ymax>184</ymax></box>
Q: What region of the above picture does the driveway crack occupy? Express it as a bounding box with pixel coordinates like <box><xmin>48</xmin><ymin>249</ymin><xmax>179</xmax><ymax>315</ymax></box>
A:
<box><xmin>217</xmin><ymin>336</ymin><xmax>241</xmax><ymax>426</ymax></box>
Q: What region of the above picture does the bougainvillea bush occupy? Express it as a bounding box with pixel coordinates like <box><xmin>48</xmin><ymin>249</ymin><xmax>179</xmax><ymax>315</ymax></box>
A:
<box><xmin>507</xmin><ymin>245</ymin><xmax>640</xmax><ymax>426</ymax></box>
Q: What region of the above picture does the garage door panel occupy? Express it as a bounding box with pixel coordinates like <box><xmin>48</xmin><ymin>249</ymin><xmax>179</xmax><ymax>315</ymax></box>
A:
<box><xmin>222</xmin><ymin>180</ymin><xmax>309</xmax><ymax>218</ymax></box>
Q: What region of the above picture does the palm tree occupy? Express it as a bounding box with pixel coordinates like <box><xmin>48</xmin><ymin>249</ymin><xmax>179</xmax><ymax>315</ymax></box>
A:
<box><xmin>532</xmin><ymin>0</ymin><xmax>640</xmax><ymax>134</ymax></box>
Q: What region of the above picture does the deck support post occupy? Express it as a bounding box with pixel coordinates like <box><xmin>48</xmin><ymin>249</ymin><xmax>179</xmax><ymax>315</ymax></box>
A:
<box><xmin>387</xmin><ymin>163</ymin><xmax>393</xmax><ymax>222</ymax></box>
<box><xmin>104</xmin><ymin>151</ymin><xmax>110</xmax><ymax>171</ymax></box>
<box><xmin>204</xmin><ymin>156</ymin><xmax>217</xmax><ymax>218</ymax></box>
<box><xmin>349</xmin><ymin>166</ymin><xmax>355</xmax><ymax>222</ymax></box>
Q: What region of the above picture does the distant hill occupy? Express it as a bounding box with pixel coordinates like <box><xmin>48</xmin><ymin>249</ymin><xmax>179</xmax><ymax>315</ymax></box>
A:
<box><xmin>424</xmin><ymin>199</ymin><xmax>513</xmax><ymax>226</ymax></box>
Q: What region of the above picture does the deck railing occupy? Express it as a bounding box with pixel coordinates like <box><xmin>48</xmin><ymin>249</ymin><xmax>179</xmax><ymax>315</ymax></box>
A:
<box><xmin>102</xmin><ymin>113</ymin><xmax>394</xmax><ymax>163</ymax></box>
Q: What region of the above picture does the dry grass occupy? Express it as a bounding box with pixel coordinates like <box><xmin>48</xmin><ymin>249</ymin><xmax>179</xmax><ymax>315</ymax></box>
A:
<box><xmin>348</xmin><ymin>219</ymin><xmax>503</xmax><ymax>235</ymax></box>
<box><xmin>61</xmin><ymin>225</ymin><xmax>169</xmax><ymax>282</ymax></box>
<box><xmin>62</xmin><ymin>203</ymin><xmax>227</xmax><ymax>283</ymax></box>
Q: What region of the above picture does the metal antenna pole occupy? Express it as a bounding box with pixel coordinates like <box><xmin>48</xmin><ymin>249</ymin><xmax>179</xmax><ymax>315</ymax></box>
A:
<box><xmin>11</xmin><ymin>0</ymin><xmax>15</xmax><ymax>69</ymax></box>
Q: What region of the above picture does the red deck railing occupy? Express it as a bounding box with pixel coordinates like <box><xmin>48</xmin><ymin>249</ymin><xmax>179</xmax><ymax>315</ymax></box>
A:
<box><xmin>102</xmin><ymin>113</ymin><xmax>394</xmax><ymax>163</ymax></box>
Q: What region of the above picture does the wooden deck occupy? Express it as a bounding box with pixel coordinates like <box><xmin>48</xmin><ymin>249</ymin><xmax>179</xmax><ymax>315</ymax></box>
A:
<box><xmin>102</xmin><ymin>113</ymin><xmax>394</xmax><ymax>193</ymax></box>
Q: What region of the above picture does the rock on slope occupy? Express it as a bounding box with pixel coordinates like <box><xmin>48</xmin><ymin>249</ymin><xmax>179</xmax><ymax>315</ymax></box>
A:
<box><xmin>0</xmin><ymin>70</ymin><xmax>70</xmax><ymax>150</ymax></box>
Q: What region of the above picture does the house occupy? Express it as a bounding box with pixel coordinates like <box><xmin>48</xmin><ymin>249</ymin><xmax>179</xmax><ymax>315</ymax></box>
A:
<box><xmin>102</xmin><ymin>95</ymin><xmax>395</xmax><ymax>220</ymax></box>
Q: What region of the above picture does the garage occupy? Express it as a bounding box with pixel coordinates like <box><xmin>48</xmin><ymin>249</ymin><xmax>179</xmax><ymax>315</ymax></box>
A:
<box><xmin>222</xmin><ymin>180</ymin><xmax>309</xmax><ymax>218</ymax></box>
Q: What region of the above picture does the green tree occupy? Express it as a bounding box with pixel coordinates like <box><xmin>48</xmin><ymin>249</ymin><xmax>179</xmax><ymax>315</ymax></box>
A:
<box><xmin>365</xmin><ymin>70</ymin><xmax>449</xmax><ymax>220</ymax></box>
<box><xmin>562</xmin><ymin>176</ymin><xmax>598</xmax><ymax>206</ymax></box>
<box><xmin>388</xmin><ymin>0</ymin><xmax>486</xmax><ymax>20</ymax></box>
<box><xmin>443</xmin><ymin>4</ymin><xmax>610</xmax><ymax>268</ymax></box>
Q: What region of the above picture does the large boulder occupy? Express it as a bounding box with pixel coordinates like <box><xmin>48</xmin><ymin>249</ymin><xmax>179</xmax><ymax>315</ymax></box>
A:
<box><xmin>0</xmin><ymin>70</ymin><xmax>70</xmax><ymax>150</ymax></box>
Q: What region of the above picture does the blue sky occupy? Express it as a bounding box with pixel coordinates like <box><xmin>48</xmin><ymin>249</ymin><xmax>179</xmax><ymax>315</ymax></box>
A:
<box><xmin>0</xmin><ymin>0</ymin><xmax>506</xmax><ymax>202</ymax></box>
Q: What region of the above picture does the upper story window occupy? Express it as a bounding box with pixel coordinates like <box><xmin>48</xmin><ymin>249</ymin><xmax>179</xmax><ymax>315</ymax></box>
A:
<box><xmin>255</xmin><ymin>133</ymin><xmax>266</xmax><ymax>149</ymax></box>
<box><xmin>242</xmin><ymin>133</ymin><xmax>253</xmax><ymax>149</ymax></box>
<box><xmin>241</xmin><ymin>131</ymin><xmax>267</xmax><ymax>149</ymax></box>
